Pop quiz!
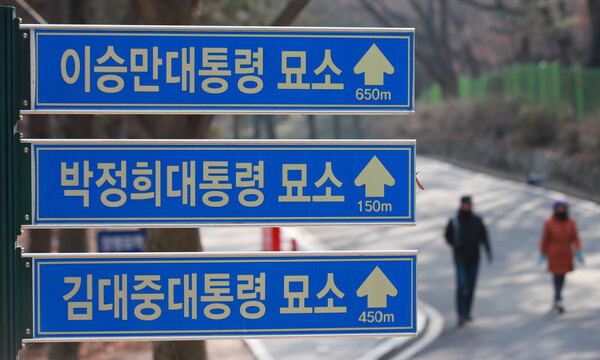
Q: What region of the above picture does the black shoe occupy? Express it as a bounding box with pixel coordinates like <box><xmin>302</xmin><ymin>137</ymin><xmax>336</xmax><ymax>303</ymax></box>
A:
<box><xmin>554</xmin><ymin>300</ymin><xmax>565</xmax><ymax>314</ymax></box>
<box><xmin>458</xmin><ymin>317</ymin><xmax>467</xmax><ymax>327</ymax></box>
<box><xmin>465</xmin><ymin>316</ymin><xmax>474</xmax><ymax>322</ymax></box>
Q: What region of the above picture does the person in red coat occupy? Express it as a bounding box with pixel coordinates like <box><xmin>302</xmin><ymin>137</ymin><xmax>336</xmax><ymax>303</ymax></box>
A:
<box><xmin>539</xmin><ymin>198</ymin><xmax>583</xmax><ymax>313</ymax></box>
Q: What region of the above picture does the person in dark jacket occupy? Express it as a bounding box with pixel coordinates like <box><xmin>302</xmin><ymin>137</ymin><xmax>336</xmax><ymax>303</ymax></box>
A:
<box><xmin>445</xmin><ymin>196</ymin><xmax>492</xmax><ymax>327</ymax></box>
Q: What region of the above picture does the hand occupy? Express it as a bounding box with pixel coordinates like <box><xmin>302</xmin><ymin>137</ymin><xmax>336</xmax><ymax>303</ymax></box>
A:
<box><xmin>487</xmin><ymin>253</ymin><xmax>493</xmax><ymax>264</ymax></box>
<box><xmin>576</xmin><ymin>252</ymin><xmax>584</xmax><ymax>264</ymax></box>
<box><xmin>537</xmin><ymin>254</ymin><xmax>547</xmax><ymax>266</ymax></box>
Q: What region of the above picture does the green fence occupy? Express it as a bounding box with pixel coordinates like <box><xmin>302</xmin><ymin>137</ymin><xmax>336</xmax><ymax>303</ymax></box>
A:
<box><xmin>418</xmin><ymin>63</ymin><xmax>600</xmax><ymax>121</ymax></box>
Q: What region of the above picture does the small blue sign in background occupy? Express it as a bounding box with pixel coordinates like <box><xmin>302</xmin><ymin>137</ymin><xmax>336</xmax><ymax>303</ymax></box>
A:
<box><xmin>26</xmin><ymin>26</ymin><xmax>414</xmax><ymax>114</ymax></box>
<box><xmin>30</xmin><ymin>252</ymin><xmax>417</xmax><ymax>340</ymax></box>
<box><xmin>97</xmin><ymin>230</ymin><xmax>146</xmax><ymax>252</ymax></box>
<box><xmin>28</xmin><ymin>140</ymin><xmax>415</xmax><ymax>227</ymax></box>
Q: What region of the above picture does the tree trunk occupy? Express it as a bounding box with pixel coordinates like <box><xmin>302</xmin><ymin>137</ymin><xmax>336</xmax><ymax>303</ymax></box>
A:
<box><xmin>135</xmin><ymin>6</ymin><xmax>315</xmax><ymax>360</ymax></box>
<box><xmin>253</xmin><ymin>116</ymin><xmax>262</xmax><ymax>138</ymax></box>
<box><xmin>307</xmin><ymin>114</ymin><xmax>317</xmax><ymax>139</ymax></box>
<box><xmin>48</xmin><ymin>342</ymin><xmax>81</xmax><ymax>360</ymax></box>
<box><xmin>41</xmin><ymin>1</ymin><xmax>88</xmax><ymax>359</ymax></box>
<box><xmin>146</xmin><ymin>228</ymin><xmax>202</xmax><ymax>253</ymax></box>
<box><xmin>353</xmin><ymin>116</ymin><xmax>362</xmax><ymax>138</ymax></box>
<box><xmin>270</xmin><ymin>0</ymin><xmax>311</xmax><ymax>26</ymax></box>
<box><xmin>252</xmin><ymin>117</ymin><xmax>278</xmax><ymax>139</ymax></box>
<box><xmin>48</xmin><ymin>109</ymin><xmax>91</xmax><ymax>360</ymax></box>
<box><xmin>139</xmin><ymin>114</ymin><xmax>211</xmax><ymax>360</ymax></box>
<box><xmin>27</xmin><ymin>229</ymin><xmax>52</xmax><ymax>253</ymax></box>
<box><xmin>56</xmin><ymin>229</ymin><xmax>88</xmax><ymax>252</ymax></box>
<box><xmin>151</xmin><ymin>341</ymin><xmax>207</xmax><ymax>360</ymax></box>
<box><xmin>589</xmin><ymin>0</ymin><xmax>600</xmax><ymax>66</ymax></box>
<box><xmin>266</xmin><ymin>117</ymin><xmax>277</xmax><ymax>139</ymax></box>
<box><xmin>333</xmin><ymin>115</ymin><xmax>341</xmax><ymax>139</ymax></box>
<box><xmin>26</xmin><ymin>115</ymin><xmax>52</xmax><ymax>253</ymax></box>
<box><xmin>48</xmin><ymin>229</ymin><xmax>87</xmax><ymax>360</ymax></box>
<box><xmin>145</xmin><ymin>229</ymin><xmax>206</xmax><ymax>360</ymax></box>
<box><xmin>233</xmin><ymin>115</ymin><xmax>241</xmax><ymax>139</ymax></box>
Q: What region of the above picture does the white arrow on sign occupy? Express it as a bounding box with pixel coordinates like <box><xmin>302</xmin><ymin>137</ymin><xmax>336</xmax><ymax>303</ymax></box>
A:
<box><xmin>354</xmin><ymin>155</ymin><xmax>395</xmax><ymax>198</ymax></box>
<box><xmin>356</xmin><ymin>266</ymin><xmax>398</xmax><ymax>308</ymax></box>
<box><xmin>353</xmin><ymin>43</ymin><xmax>395</xmax><ymax>86</ymax></box>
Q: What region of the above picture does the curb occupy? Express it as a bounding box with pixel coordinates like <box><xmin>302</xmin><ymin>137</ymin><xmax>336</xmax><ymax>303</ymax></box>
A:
<box><xmin>245</xmin><ymin>339</ymin><xmax>277</xmax><ymax>360</ymax></box>
<box><xmin>354</xmin><ymin>307</ymin><xmax>425</xmax><ymax>360</ymax></box>
<box><xmin>245</xmin><ymin>227</ymin><xmax>444</xmax><ymax>360</ymax></box>
<box><xmin>389</xmin><ymin>300</ymin><xmax>444</xmax><ymax>360</ymax></box>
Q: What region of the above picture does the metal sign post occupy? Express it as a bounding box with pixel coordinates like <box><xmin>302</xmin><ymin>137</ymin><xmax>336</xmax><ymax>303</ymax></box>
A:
<box><xmin>1</xmin><ymin>6</ymin><xmax>31</xmax><ymax>358</ymax></box>
<box><xmin>0</xmin><ymin>7</ymin><xmax>18</xmax><ymax>358</ymax></box>
<box><xmin>24</xmin><ymin>251</ymin><xmax>417</xmax><ymax>342</ymax></box>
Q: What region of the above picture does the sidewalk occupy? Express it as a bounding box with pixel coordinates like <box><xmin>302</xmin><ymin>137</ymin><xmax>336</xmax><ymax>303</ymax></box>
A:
<box><xmin>201</xmin><ymin>227</ymin><xmax>438</xmax><ymax>360</ymax></box>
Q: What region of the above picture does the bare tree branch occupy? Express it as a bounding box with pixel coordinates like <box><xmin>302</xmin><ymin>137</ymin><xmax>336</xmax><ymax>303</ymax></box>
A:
<box><xmin>377</xmin><ymin>0</ymin><xmax>410</xmax><ymax>23</ymax></box>
<box><xmin>441</xmin><ymin>1</ymin><xmax>449</xmax><ymax>46</ymax></box>
<box><xmin>589</xmin><ymin>0</ymin><xmax>600</xmax><ymax>66</ymax></box>
<box><xmin>270</xmin><ymin>0</ymin><xmax>311</xmax><ymax>26</ymax></box>
<box><xmin>357</xmin><ymin>0</ymin><xmax>450</xmax><ymax>86</ymax></box>
<box><xmin>359</xmin><ymin>0</ymin><xmax>394</xmax><ymax>26</ymax></box>
<box><xmin>13</xmin><ymin>0</ymin><xmax>47</xmax><ymax>23</ymax></box>
<box><xmin>456</xmin><ymin>0</ymin><xmax>522</xmax><ymax>15</ymax></box>
<box><xmin>415</xmin><ymin>50</ymin><xmax>445</xmax><ymax>85</ymax></box>
<box><xmin>408</xmin><ymin>0</ymin><xmax>458</xmax><ymax>95</ymax></box>
<box><xmin>134</xmin><ymin>0</ymin><xmax>196</xmax><ymax>25</ymax></box>
<box><xmin>262</xmin><ymin>0</ymin><xmax>312</xmax><ymax>139</ymax></box>
<box><xmin>358</xmin><ymin>0</ymin><xmax>408</xmax><ymax>25</ymax></box>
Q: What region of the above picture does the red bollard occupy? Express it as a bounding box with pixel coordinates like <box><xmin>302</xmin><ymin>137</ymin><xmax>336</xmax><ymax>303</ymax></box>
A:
<box><xmin>262</xmin><ymin>227</ymin><xmax>281</xmax><ymax>251</ymax></box>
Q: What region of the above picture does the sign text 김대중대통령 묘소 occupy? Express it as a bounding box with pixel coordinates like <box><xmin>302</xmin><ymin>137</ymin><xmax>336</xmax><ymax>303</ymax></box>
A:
<box><xmin>28</xmin><ymin>251</ymin><xmax>417</xmax><ymax>341</ymax></box>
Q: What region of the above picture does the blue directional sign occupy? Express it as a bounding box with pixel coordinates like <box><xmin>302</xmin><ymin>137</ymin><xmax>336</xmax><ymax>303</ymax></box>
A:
<box><xmin>97</xmin><ymin>230</ymin><xmax>146</xmax><ymax>252</ymax></box>
<box><xmin>26</xmin><ymin>251</ymin><xmax>417</xmax><ymax>341</ymax></box>
<box><xmin>26</xmin><ymin>140</ymin><xmax>415</xmax><ymax>227</ymax></box>
<box><xmin>24</xmin><ymin>25</ymin><xmax>414</xmax><ymax>114</ymax></box>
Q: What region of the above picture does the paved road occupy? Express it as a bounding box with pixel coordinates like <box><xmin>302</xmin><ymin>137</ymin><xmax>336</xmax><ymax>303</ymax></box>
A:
<box><xmin>204</xmin><ymin>156</ymin><xmax>600</xmax><ymax>360</ymax></box>
<box><xmin>299</xmin><ymin>156</ymin><xmax>600</xmax><ymax>360</ymax></box>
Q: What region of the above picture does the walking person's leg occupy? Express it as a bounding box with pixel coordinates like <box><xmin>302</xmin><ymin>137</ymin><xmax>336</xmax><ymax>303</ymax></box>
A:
<box><xmin>553</xmin><ymin>273</ymin><xmax>566</xmax><ymax>313</ymax></box>
<box><xmin>455</xmin><ymin>260</ymin><xmax>469</xmax><ymax>326</ymax></box>
<box><xmin>465</xmin><ymin>260</ymin><xmax>480</xmax><ymax>321</ymax></box>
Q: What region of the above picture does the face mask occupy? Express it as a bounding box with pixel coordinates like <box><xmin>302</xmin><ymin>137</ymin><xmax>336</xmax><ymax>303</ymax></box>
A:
<box><xmin>459</xmin><ymin>209</ymin><xmax>472</xmax><ymax>217</ymax></box>
<box><xmin>554</xmin><ymin>211</ymin><xmax>568</xmax><ymax>220</ymax></box>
